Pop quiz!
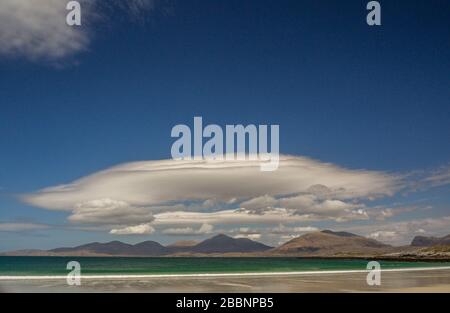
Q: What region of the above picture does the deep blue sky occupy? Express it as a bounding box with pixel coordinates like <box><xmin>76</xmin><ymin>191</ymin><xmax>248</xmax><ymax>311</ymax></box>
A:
<box><xmin>0</xmin><ymin>0</ymin><xmax>449</xmax><ymax>250</ymax></box>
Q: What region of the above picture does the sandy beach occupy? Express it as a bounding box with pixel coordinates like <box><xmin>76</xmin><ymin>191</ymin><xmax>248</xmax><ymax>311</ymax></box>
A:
<box><xmin>1</xmin><ymin>268</ymin><xmax>450</xmax><ymax>293</ymax></box>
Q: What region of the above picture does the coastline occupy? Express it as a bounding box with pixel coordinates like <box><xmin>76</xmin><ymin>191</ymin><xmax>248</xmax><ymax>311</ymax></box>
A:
<box><xmin>2</xmin><ymin>254</ymin><xmax>450</xmax><ymax>262</ymax></box>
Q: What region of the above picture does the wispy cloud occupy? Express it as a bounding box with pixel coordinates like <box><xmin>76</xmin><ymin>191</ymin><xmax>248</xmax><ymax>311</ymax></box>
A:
<box><xmin>0</xmin><ymin>0</ymin><xmax>157</xmax><ymax>62</ymax></box>
<box><xmin>403</xmin><ymin>164</ymin><xmax>450</xmax><ymax>192</ymax></box>
<box><xmin>0</xmin><ymin>222</ymin><xmax>49</xmax><ymax>232</ymax></box>
<box><xmin>422</xmin><ymin>165</ymin><xmax>450</xmax><ymax>188</ymax></box>
<box><xmin>0</xmin><ymin>0</ymin><xmax>89</xmax><ymax>61</ymax></box>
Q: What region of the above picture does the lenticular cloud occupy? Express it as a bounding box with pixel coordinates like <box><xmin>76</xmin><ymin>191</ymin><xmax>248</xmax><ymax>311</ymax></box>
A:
<box><xmin>24</xmin><ymin>155</ymin><xmax>402</xmax><ymax>212</ymax></box>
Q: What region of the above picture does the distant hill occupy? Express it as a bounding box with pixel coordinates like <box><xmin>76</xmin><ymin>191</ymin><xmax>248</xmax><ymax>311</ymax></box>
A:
<box><xmin>50</xmin><ymin>240</ymin><xmax>170</xmax><ymax>256</ymax></box>
<box><xmin>167</xmin><ymin>240</ymin><xmax>198</xmax><ymax>248</ymax></box>
<box><xmin>166</xmin><ymin>240</ymin><xmax>199</xmax><ymax>253</ymax></box>
<box><xmin>132</xmin><ymin>241</ymin><xmax>171</xmax><ymax>256</ymax></box>
<box><xmin>190</xmin><ymin>234</ymin><xmax>272</xmax><ymax>253</ymax></box>
<box><xmin>270</xmin><ymin>230</ymin><xmax>392</xmax><ymax>257</ymax></box>
<box><xmin>321</xmin><ymin>230</ymin><xmax>359</xmax><ymax>237</ymax></box>
<box><xmin>411</xmin><ymin>234</ymin><xmax>450</xmax><ymax>247</ymax></box>
<box><xmin>51</xmin><ymin>241</ymin><xmax>134</xmax><ymax>255</ymax></box>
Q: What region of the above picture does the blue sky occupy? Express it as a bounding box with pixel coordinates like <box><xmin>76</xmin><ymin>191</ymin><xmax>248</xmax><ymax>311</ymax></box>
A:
<box><xmin>0</xmin><ymin>0</ymin><xmax>449</xmax><ymax>251</ymax></box>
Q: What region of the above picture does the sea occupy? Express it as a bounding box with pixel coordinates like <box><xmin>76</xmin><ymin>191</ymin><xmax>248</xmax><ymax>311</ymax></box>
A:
<box><xmin>1</xmin><ymin>256</ymin><xmax>449</xmax><ymax>276</ymax></box>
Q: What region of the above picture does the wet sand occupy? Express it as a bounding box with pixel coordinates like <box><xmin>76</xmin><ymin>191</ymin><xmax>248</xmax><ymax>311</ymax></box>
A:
<box><xmin>1</xmin><ymin>268</ymin><xmax>450</xmax><ymax>292</ymax></box>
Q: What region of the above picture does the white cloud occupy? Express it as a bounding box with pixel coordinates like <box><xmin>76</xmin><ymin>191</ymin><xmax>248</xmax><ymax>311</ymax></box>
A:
<box><xmin>240</xmin><ymin>194</ymin><xmax>369</xmax><ymax>222</ymax></box>
<box><xmin>0</xmin><ymin>0</ymin><xmax>156</xmax><ymax>61</ymax></box>
<box><xmin>152</xmin><ymin>208</ymin><xmax>353</xmax><ymax>226</ymax></box>
<box><xmin>225</xmin><ymin>225</ymin><xmax>319</xmax><ymax>246</ymax></box>
<box><xmin>339</xmin><ymin>216</ymin><xmax>450</xmax><ymax>245</ymax></box>
<box><xmin>369</xmin><ymin>231</ymin><xmax>397</xmax><ymax>241</ymax></box>
<box><xmin>0</xmin><ymin>0</ymin><xmax>90</xmax><ymax>61</ymax></box>
<box><xmin>234</xmin><ymin>233</ymin><xmax>262</xmax><ymax>240</ymax></box>
<box><xmin>69</xmin><ymin>198</ymin><xmax>154</xmax><ymax>226</ymax></box>
<box><xmin>24</xmin><ymin>155</ymin><xmax>401</xmax><ymax>209</ymax></box>
<box><xmin>240</xmin><ymin>195</ymin><xmax>278</xmax><ymax>211</ymax></box>
<box><xmin>232</xmin><ymin>227</ymin><xmax>262</xmax><ymax>240</ymax></box>
<box><xmin>110</xmin><ymin>223</ymin><xmax>154</xmax><ymax>235</ymax></box>
<box><xmin>162</xmin><ymin>223</ymin><xmax>213</xmax><ymax>236</ymax></box>
<box><xmin>269</xmin><ymin>224</ymin><xmax>319</xmax><ymax>235</ymax></box>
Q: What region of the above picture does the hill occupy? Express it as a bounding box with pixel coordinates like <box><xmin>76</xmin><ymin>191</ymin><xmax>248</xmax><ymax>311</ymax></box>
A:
<box><xmin>411</xmin><ymin>234</ymin><xmax>450</xmax><ymax>247</ymax></box>
<box><xmin>270</xmin><ymin>230</ymin><xmax>392</xmax><ymax>257</ymax></box>
<box><xmin>190</xmin><ymin>234</ymin><xmax>272</xmax><ymax>253</ymax></box>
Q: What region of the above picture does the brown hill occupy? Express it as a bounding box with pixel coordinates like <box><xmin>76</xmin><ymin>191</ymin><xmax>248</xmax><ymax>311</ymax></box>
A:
<box><xmin>270</xmin><ymin>230</ymin><xmax>392</xmax><ymax>257</ymax></box>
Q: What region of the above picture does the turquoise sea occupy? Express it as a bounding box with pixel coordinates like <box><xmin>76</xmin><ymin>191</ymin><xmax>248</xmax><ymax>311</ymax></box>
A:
<box><xmin>1</xmin><ymin>257</ymin><xmax>449</xmax><ymax>276</ymax></box>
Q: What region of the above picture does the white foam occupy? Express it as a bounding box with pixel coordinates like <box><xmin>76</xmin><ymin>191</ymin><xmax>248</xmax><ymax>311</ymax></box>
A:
<box><xmin>1</xmin><ymin>266</ymin><xmax>450</xmax><ymax>280</ymax></box>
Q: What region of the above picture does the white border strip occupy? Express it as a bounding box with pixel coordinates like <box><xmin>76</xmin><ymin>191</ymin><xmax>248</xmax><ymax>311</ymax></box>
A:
<box><xmin>1</xmin><ymin>266</ymin><xmax>450</xmax><ymax>280</ymax></box>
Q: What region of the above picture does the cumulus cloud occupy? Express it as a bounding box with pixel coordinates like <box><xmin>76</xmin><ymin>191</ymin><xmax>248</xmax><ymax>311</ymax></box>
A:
<box><xmin>369</xmin><ymin>231</ymin><xmax>398</xmax><ymax>241</ymax></box>
<box><xmin>0</xmin><ymin>0</ymin><xmax>156</xmax><ymax>61</ymax></box>
<box><xmin>110</xmin><ymin>223</ymin><xmax>155</xmax><ymax>235</ymax></box>
<box><xmin>239</xmin><ymin>194</ymin><xmax>369</xmax><ymax>222</ymax></box>
<box><xmin>22</xmin><ymin>155</ymin><xmax>403</xmax><ymax>233</ymax></box>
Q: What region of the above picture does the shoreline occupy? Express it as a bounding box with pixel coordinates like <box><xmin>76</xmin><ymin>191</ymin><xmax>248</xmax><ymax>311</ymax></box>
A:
<box><xmin>2</xmin><ymin>266</ymin><xmax>450</xmax><ymax>281</ymax></box>
<box><xmin>2</xmin><ymin>255</ymin><xmax>450</xmax><ymax>262</ymax></box>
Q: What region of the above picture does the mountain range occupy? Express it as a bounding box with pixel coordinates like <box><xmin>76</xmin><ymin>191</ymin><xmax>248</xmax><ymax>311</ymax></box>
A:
<box><xmin>1</xmin><ymin>234</ymin><xmax>272</xmax><ymax>257</ymax></box>
<box><xmin>2</xmin><ymin>231</ymin><xmax>449</xmax><ymax>259</ymax></box>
